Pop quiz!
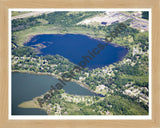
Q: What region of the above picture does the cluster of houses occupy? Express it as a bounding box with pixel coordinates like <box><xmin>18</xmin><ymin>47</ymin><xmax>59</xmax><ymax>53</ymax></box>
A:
<box><xmin>12</xmin><ymin>55</ymin><xmax>58</xmax><ymax>73</ymax></box>
<box><xmin>39</xmin><ymin>92</ymin><xmax>112</xmax><ymax>115</ymax></box>
<box><xmin>61</xmin><ymin>93</ymin><xmax>95</xmax><ymax>105</ymax></box>
<box><xmin>123</xmin><ymin>84</ymin><xmax>149</xmax><ymax>106</ymax></box>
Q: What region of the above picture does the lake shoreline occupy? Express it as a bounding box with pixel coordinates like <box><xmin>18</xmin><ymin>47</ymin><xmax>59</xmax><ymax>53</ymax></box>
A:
<box><xmin>12</xmin><ymin>70</ymin><xmax>100</xmax><ymax>95</ymax></box>
<box><xmin>24</xmin><ymin>32</ymin><xmax>129</xmax><ymax>50</ymax></box>
<box><xmin>13</xmin><ymin>71</ymin><xmax>100</xmax><ymax>115</ymax></box>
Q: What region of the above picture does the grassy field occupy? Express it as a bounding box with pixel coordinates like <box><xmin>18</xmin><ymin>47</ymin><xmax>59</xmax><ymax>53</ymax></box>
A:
<box><xmin>120</xmin><ymin>74</ymin><xmax>148</xmax><ymax>83</ymax></box>
<box><xmin>13</xmin><ymin>24</ymin><xmax>106</xmax><ymax>46</ymax></box>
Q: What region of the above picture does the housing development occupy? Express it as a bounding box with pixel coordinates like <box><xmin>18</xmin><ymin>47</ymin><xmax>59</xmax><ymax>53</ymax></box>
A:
<box><xmin>12</xmin><ymin>10</ymin><xmax>149</xmax><ymax>115</ymax></box>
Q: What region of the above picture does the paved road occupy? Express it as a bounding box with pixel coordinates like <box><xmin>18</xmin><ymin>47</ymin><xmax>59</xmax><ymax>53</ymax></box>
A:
<box><xmin>12</xmin><ymin>11</ymin><xmax>55</xmax><ymax>20</ymax></box>
<box><xmin>119</xmin><ymin>12</ymin><xmax>149</xmax><ymax>31</ymax></box>
<box><xmin>120</xmin><ymin>12</ymin><xmax>148</xmax><ymax>24</ymax></box>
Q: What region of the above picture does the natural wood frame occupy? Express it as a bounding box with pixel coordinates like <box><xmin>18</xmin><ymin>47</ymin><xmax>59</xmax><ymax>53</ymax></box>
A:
<box><xmin>0</xmin><ymin>0</ymin><xmax>160</xmax><ymax>127</ymax></box>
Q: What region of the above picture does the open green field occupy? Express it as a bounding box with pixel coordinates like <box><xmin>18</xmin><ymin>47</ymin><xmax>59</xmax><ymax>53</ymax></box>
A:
<box><xmin>12</xmin><ymin>11</ymin><xmax>149</xmax><ymax>115</ymax></box>
<box><xmin>120</xmin><ymin>74</ymin><xmax>148</xmax><ymax>82</ymax></box>
<box><xmin>13</xmin><ymin>25</ymin><xmax>106</xmax><ymax>46</ymax></box>
<box><xmin>12</xmin><ymin>11</ymin><xmax>32</xmax><ymax>17</ymax></box>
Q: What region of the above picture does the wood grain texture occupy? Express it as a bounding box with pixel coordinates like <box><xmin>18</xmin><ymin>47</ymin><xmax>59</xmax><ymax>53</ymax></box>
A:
<box><xmin>0</xmin><ymin>0</ymin><xmax>160</xmax><ymax>128</ymax></box>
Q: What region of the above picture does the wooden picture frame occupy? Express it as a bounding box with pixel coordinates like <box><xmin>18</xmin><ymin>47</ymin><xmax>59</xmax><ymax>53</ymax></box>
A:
<box><xmin>0</xmin><ymin>0</ymin><xmax>160</xmax><ymax>127</ymax></box>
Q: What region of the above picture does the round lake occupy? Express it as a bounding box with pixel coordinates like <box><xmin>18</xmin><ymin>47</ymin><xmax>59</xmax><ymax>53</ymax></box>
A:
<box><xmin>25</xmin><ymin>34</ymin><xmax>128</xmax><ymax>69</ymax></box>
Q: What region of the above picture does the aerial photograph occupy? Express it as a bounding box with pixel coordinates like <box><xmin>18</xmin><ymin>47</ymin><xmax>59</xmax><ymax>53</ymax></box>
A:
<box><xmin>11</xmin><ymin>10</ymin><xmax>150</xmax><ymax>116</ymax></box>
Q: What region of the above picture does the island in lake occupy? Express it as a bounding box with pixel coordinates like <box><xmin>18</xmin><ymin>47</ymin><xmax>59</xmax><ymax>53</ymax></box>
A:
<box><xmin>11</xmin><ymin>10</ymin><xmax>149</xmax><ymax>115</ymax></box>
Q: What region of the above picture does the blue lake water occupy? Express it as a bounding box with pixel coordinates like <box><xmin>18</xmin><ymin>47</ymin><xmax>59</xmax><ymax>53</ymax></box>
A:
<box><xmin>12</xmin><ymin>34</ymin><xmax>129</xmax><ymax>115</ymax></box>
<box><xmin>12</xmin><ymin>72</ymin><xmax>95</xmax><ymax>115</ymax></box>
<box><xmin>25</xmin><ymin>34</ymin><xmax>128</xmax><ymax>69</ymax></box>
